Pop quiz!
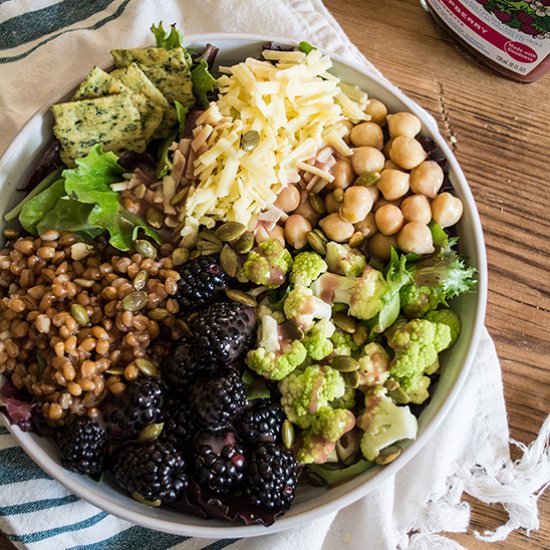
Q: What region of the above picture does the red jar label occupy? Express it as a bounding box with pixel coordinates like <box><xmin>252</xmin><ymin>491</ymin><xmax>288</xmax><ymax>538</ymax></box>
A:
<box><xmin>425</xmin><ymin>0</ymin><xmax>550</xmax><ymax>75</ymax></box>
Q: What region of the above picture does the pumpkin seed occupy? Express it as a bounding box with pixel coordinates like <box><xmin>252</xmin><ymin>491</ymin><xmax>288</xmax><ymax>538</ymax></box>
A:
<box><xmin>170</xmin><ymin>188</ymin><xmax>188</xmax><ymax>206</ymax></box>
<box><xmin>331</xmin><ymin>355</ymin><xmax>359</xmax><ymax>373</ymax></box>
<box><xmin>375</xmin><ymin>445</ymin><xmax>402</xmax><ymax>465</ymax></box>
<box><xmin>176</xmin><ymin>318</ymin><xmax>193</xmax><ymax>337</ymax></box>
<box><xmin>172</xmin><ymin>247</ymin><xmax>189</xmax><ymax>266</ymax></box>
<box><xmin>134</xmin><ymin>183</ymin><xmax>146</xmax><ymax>199</ymax></box>
<box><xmin>353</xmin><ymin>325</ymin><xmax>369</xmax><ymax>347</ymax></box>
<box><xmin>309</xmin><ymin>193</ymin><xmax>326</xmax><ymax>215</ymax></box>
<box><xmin>343</xmin><ymin>370</ymin><xmax>359</xmax><ymax>388</ymax></box>
<box><xmin>145</xmin><ymin>207</ymin><xmax>164</xmax><ymax>229</ymax></box>
<box><xmin>2</xmin><ymin>227</ymin><xmax>20</xmax><ymax>239</ymax></box>
<box><xmin>122</xmin><ymin>291</ymin><xmax>148</xmax><ymax>312</ymax></box>
<box><xmin>220</xmin><ymin>244</ymin><xmax>239</xmax><ymax>277</ymax></box>
<box><xmin>138</xmin><ymin>422</ymin><xmax>164</xmax><ymax>442</ymax></box>
<box><xmin>70</xmin><ymin>304</ymin><xmax>89</xmax><ymax>326</ymax></box>
<box><xmin>385</xmin><ymin>378</ymin><xmax>400</xmax><ymax>392</ymax></box>
<box><xmin>133</xmin><ymin>270</ymin><xmax>149</xmax><ymax>291</ymax></box>
<box><xmin>303</xmin><ymin>469</ymin><xmax>327</xmax><ymax>487</ymax></box>
<box><xmin>190</xmin><ymin>249</ymin><xmax>202</xmax><ymax>259</ymax></box>
<box><xmin>106</xmin><ymin>367</ymin><xmax>125</xmax><ymax>375</ymax></box>
<box><xmin>241</xmin><ymin>130</ymin><xmax>260</xmax><ymax>151</ymax></box>
<box><xmin>131</xmin><ymin>492</ymin><xmax>161</xmax><ymax>507</ymax></box>
<box><xmin>333</xmin><ymin>188</ymin><xmax>345</xmax><ymax>202</ymax></box>
<box><xmin>355</xmin><ymin>171</ymin><xmax>380</xmax><ymax>187</ymax></box>
<box><xmin>234</xmin><ymin>231</ymin><xmax>254</xmax><ymax>254</ymax></box>
<box><xmin>225</xmin><ymin>288</ymin><xmax>257</xmax><ymax>308</ymax></box>
<box><xmin>215</xmin><ymin>221</ymin><xmax>247</xmax><ymax>242</ymax></box>
<box><xmin>333</xmin><ymin>311</ymin><xmax>356</xmax><ymax>334</ymax></box>
<box><xmin>135</xmin><ymin>358</ymin><xmax>159</xmax><ymax>377</ymax></box>
<box><xmin>134</xmin><ymin>239</ymin><xmax>157</xmax><ymax>259</ymax></box>
<box><xmin>148</xmin><ymin>308</ymin><xmax>170</xmax><ymax>321</ymax></box>
<box><xmin>336</xmin><ymin>431</ymin><xmax>361</xmax><ymax>465</ymax></box>
<box><xmin>306</xmin><ymin>230</ymin><xmax>327</xmax><ymax>255</ymax></box>
<box><xmin>388</xmin><ymin>385</ymin><xmax>409</xmax><ymax>404</ymax></box>
<box><xmin>348</xmin><ymin>231</ymin><xmax>365</xmax><ymax>249</ymax></box>
<box><xmin>282</xmin><ymin>419</ymin><xmax>295</xmax><ymax>450</ymax></box>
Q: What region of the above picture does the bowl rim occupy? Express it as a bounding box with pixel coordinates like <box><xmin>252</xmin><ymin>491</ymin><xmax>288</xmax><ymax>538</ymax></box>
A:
<box><xmin>0</xmin><ymin>32</ymin><xmax>487</xmax><ymax>538</ymax></box>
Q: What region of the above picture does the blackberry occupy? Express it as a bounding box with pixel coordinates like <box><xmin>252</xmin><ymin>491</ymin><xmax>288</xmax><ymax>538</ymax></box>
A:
<box><xmin>194</xmin><ymin>428</ymin><xmax>246</xmax><ymax>495</ymax></box>
<box><xmin>162</xmin><ymin>401</ymin><xmax>198</xmax><ymax>451</ymax></box>
<box><xmin>57</xmin><ymin>416</ymin><xmax>106</xmax><ymax>475</ymax></box>
<box><xmin>101</xmin><ymin>379</ymin><xmax>164</xmax><ymax>439</ymax></box>
<box><xmin>176</xmin><ymin>254</ymin><xmax>227</xmax><ymax>311</ymax></box>
<box><xmin>190</xmin><ymin>301</ymin><xmax>256</xmax><ymax>366</ymax></box>
<box><xmin>236</xmin><ymin>399</ymin><xmax>285</xmax><ymax>445</ymax></box>
<box><xmin>244</xmin><ymin>443</ymin><xmax>298</xmax><ymax>510</ymax></box>
<box><xmin>189</xmin><ymin>368</ymin><xmax>247</xmax><ymax>428</ymax></box>
<box><xmin>112</xmin><ymin>440</ymin><xmax>188</xmax><ymax>502</ymax></box>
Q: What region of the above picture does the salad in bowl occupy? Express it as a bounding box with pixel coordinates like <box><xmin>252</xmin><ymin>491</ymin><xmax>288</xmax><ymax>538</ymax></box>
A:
<box><xmin>0</xmin><ymin>24</ymin><xmax>483</xmax><ymax>533</ymax></box>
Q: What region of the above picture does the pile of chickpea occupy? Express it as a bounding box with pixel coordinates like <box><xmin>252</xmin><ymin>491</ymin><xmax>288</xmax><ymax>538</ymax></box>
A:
<box><xmin>269</xmin><ymin>99</ymin><xmax>464</xmax><ymax>260</ymax></box>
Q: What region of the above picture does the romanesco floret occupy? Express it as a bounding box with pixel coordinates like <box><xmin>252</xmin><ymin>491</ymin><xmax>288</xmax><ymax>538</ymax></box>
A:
<box><xmin>358</xmin><ymin>387</ymin><xmax>418</xmax><ymax>461</ymax></box>
<box><xmin>256</xmin><ymin>302</ymin><xmax>285</xmax><ymax>324</ymax></box>
<box><xmin>245</xmin><ymin>312</ymin><xmax>306</xmax><ymax>380</ymax></box>
<box><xmin>289</xmin><ymin>251</ymin><xmax>327</xmax><ymax>287</ymax></box>
<box><xmin>283</xmin><ymin>285</ymin><xmax>332</xmax><ymax>331</ymax></box>
<box><xmin>423</xmin><ymin>308</ymin><xmax>461</xmax><ymax>345</ymax></box>
<box><xmin>400</xmin><ymin>247</ymin><xmax>476</xmax><ymax>318</ymax></box>
<box><xmin>302</xmin><ymin>319</ymin><xmax>335</xmax><ymax>361</ymax></box>
<box><xmin>390</xmin><ymin>374</ymin><xmax>431</xmax><ymax>405</ymax></box>
<box><xmin>239</xmin><ymin>238</ymin><xmax>293</xmax><ymax>288</ymax></box>
<box><xmin>296</xmin><ymin>433</ymin><xmax>336</xmax><ymax>465</ymax></box>
<box><xmin>387</xmin><ymin>318</ymin><xmax>452</xmax><ymax>403</ymax></box>
<box><xmin>330</xmin><ymin>329</ymin><xmax>359</xmax><ymax>357</ymax></box>
<box><xmin>310</xmin><ymin>266</ymin><xmax>387</xmax><ymax>320</ymax></box>
<box><xmin>330</xmin><ymin>385</ymin><xmax>356</xmax><ymax>409</ymax></box>
<box><xmin>357</xmin><ymin>342</ymin><xmax>390</xmax><ymax>390</ymax></box>
<box><xmin>325</xmin><ymin>242</ymin><xmax>367</xmax><ymax>277</ymax></box>
<box><xmin>279</xmin><ymin>364</ymin><xmax>345</xmax><ymax>428</ymax></box>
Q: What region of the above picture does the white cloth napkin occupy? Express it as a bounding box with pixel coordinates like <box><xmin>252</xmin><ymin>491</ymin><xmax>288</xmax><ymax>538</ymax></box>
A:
<box><xmin>1</xmin><ymin>1</ymin><xmax>549</xmax><ymax>549</ymax></box>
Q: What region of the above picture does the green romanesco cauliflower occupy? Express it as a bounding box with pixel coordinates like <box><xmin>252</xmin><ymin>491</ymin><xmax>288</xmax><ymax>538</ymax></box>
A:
<box><xmin>330</xmin><ymin>329</ymin><xmax>359</xmax><ymax>357</ymax></box>
<box><xmin>390</xmin><ymin>374</ymin><xmax>431</xmax><ymax>405</ymax></box>
<box><xmin>325</xmin><ymin>241</ymin><xmax>367</xmax><ymax>277</ymax></box>
<box><xmin>358</xmin><ymin>387</ymin><xmax>418</xmax><ymax>461</ymax></box>
<box><xmin>239</xmin><ymin>238</ymin><xmax>292</xmax><ymax>288</ymax></box>
<box><xmin>330</xmin><ymin>384</ymin><xmax>356</xmax><ymax>409</ymax></box>
<box><xmin>357</xmin><ymin>342</ymin><xmax>391</xmax><ymax>391</ymax></box>
<box><xmin>302</xmin><ymin>319</ymin><xmax>335</xmax><ymax>361</ymax></box>
<box><xmin>310</xmin><ymin>266</ymin><xmax>387</xmax><ymax>320</ymax></box>
<box><xmin>289</xmin><ymin>251</ymin><xmax>327</xmax><ymax>287</ymax></box>
<box><xmin>283</xmin><ymin>285</ymin><xmax>332</xmax><ymax>331</ymax></box>
<box><xmin>245</xmin><ymin>312</ymin><xmax>306</xmax><ymax>380</ymax></box>
<box><xmin>423</xmin><ymin>308</ymin><xmax>462</xmax><ymax>345</ymax></box>
<box><xmin>387</xmin><ymin>318</ymin><xmax>452</xmax><ymax>404</ymax></box>
<box><xmin>399</xmin><ymin>247</ymin><xmax>476</xmax><ymax>318</ymax></box>
<box><xmin>279</xmin><ymin>364</ymin><xmax>345</xmax><ymax>428</ymax></box>
<box><xmin>297</xmin><ymin>408</ymin><xmax>356</xmax><ymax>464</ymax></box>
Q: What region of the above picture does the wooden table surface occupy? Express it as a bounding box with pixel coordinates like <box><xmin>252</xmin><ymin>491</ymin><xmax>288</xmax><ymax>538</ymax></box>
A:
<box><xmin>1</xmin><ymin>1</ymin><xmax>549</xmax><ymax>548</ymax></box>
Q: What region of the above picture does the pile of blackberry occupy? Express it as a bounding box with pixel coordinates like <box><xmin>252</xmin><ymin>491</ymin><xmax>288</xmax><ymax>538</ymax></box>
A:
<box><xmin>55</xmin><ymin>253</ymin><xmax>298</xmax><ymax>516</ymax></box>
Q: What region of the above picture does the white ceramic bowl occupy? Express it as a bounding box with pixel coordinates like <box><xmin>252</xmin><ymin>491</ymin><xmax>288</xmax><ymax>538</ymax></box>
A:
<box><xmin>0</xmin><ymin>34</ymin><xmax>487</xmax><ymax>538</ymax></box>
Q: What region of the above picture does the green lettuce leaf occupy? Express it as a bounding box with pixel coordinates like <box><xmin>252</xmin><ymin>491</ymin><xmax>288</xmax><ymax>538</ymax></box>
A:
<box><xmin>150</xmin><ymin>22</ymin><xmax>184</xmax><ymax>49</ymax></box>
<box><xmin>174</xmin><ymin>100</ymin><xmax>189</xmax><ymax>138</ymax></box>
<box><xmin>20</xmin><ymin>178</ymin><xmax>66</xmax><ymax>234</ymax></box>
<box><xmin>191</xmin><ymin>59</ymin><xmax>217</xmax><ymax>108</ymax></box>
<box><xmin>298</xmin><ymin>41</ymin><xmax>316</xmax><ymax>54</ymax></box>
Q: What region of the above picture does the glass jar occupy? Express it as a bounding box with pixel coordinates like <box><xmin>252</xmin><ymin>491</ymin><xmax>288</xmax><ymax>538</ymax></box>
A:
<box><xmin>420</xmin><ymin>0</ymin><xmax>550</xmax><ymax>82</ymax></box>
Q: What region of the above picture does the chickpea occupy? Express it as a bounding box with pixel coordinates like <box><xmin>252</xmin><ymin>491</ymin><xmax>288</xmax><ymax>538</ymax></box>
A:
<box><xmin>374</xmin><ymin>204</ymin><xmax>404</xmax><ymax>236</ymax></box>
<box><xmin>255</xmin><ymin>225</ymin><xmax>269</xmax><ymax>244</ymax></box>
<box><xmin>384</xmin><ymin>159</ymin><xmax>402</xmax><ymax>171</ymax></box>
<box><xmin>365</xmin><ymin>185</ymin><xmax>380</xmax><ymax>204</ymax></box>
<box><xmin>355</xmin><ymin>213</ymin><xmax>377</xmax><ymax>238</ymax></box>
<box><xmin>369</xmin><ymin>232</ymin><xmax>397</xmax><ymax>261</ymax></box>
<box><xmin>372</xmin><ymin>198</ymin><xmax>397</xmax><ymax>212</ymax></box>
<box><xmin>325</xmin><ymin>191</ymin><xmax>341</xmax><ymax>214</ymax></box>
<box><xmin>340</xmin><ymin>186</ymin><xmax>374</xmax><ymax>224</ymax></box>
<box><xmin>284</xmin><ymin>214</ymin><xmax>311</xmax><ymax>249</ymax></box>
<box><xmin>267</xmin><ymin>224</ymin><xmax>286</xmax><ymax>246</ymax></box>
<box><xmin>350</xmin><ymin>122</ymin><xmax>384</xmax><ymax>149</ymax></box>
<box><xmin>389</xmin><ymin>136</ymin><xmax>427</xmax><ymax>170</ymax></box>
<box><xmin>294</xmin><ymin>191</ymin><xmax>321</xmax><ymax>226</ymax></box>
<box><xmin>397</xmin><ymin>222</ymin><xmax>435</xmax><ymax>254</ymax></box>
<box><xmin>329</xmin><ymin>158</ymin><xmax>354</xmax><ymax>190</ymax></box>
<box><xmin>365</xmin><ymin>98</ymin><xmax>388</xmax><ymax>126</ymax></box>
<box><xmin>377</xmin><ymin>169</ymin><xmax>410</xmax><ymax>201</ymax></box>
<box><xmin>319</xmin><ymin>213</ymin><xmax>355</xmax><ymax>242</ymax></box>
<box><xmin>431</xmin><ymin>192</ymin><xmax>464</xmax><ymax>228</ymax></box>
<box><xmin>410</xmin><ymin>161</ymin><xmax>444</xmax><ymax>198</ymax></box>
<box><xmin>274</xmin><ymin>184</ymin><xmax>301</xmax><ymax>213</ymax></box>
<box><xmin>401</xmin><ymin>194</ymin><xmax>432</xmax><ymax>224</ymax></box>
<box><xmin>386</xmin><ymin>112</ymin><xmax>422</xmax><ymax>139</ymax></box>
<box><xmin>383</xmin><ymin>138</ymin><xmax>394</xmax><ymax>158</ymax></box>
<box><xmin>351</xmin><ymin>146</ymin><xmax>385</xmax><ymax>176</ymax></box>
